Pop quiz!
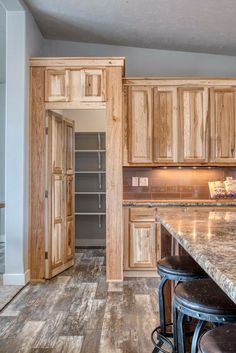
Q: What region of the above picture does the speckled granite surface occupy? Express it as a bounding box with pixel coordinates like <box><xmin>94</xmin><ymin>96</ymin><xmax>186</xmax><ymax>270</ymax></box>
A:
<box><xmin>157</xmin><ymin>207</ymin><xmax>236</xmax><ymax>304</ymax></box>
<box><xmin>123</xmin><ymin>199</ymin><xmax>236</xmax><ymax>207</ymax></box>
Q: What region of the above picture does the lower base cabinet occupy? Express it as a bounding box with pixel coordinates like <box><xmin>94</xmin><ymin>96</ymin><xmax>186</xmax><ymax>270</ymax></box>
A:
<box><xmin>124</xmin><ymin>207</ymin><xmax>161</xmax><ymax>271</ymax></box>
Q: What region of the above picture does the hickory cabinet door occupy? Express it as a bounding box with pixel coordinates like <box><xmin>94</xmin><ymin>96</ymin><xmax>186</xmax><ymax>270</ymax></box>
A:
<box><xmin>210</xmin><ymin>88</ymin><xmax>236</xmax><ymax>162</ymax></box>
<box><xmin>129</xmin><ymin>222</ymin><xmax>156</xmax><ymax>268</ymax></box>
<box><xmin>128</xmin><ymin>86</ymin><xmax>153</xmax><ymax>163</ymax></box>
<box><xmin>46</xmin><ymin>111</ymin><xmax>75</xmax><ymax>279</ymax></box>
<box><xmin>153</xmin><ymin>87</ymin><xmax>178</xmax><ymax>163</ymax></box>
<box><xmin>178</xmin><ymin>87</ymin><xmax>209</xmax><ymax>163</ymax></box>
<box><xmin>80</xmin><ymin>69</ymin><xmax>106</xmax><ymax>102</ymax></box>
<box><xmin>45</xmin><ymin>69</ymin><xmax>70</xmax><ymax>102</ymax></box>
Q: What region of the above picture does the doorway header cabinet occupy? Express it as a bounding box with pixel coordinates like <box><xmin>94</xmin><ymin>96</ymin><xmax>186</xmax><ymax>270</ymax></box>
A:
<box><xmin>123</xmin><ymin>78</ymin><xmax>236</xmax><ymax>166</ymax></box>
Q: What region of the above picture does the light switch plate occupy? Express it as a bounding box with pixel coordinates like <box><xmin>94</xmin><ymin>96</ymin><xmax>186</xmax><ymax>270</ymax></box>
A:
<box><xmin>139</xmin><ymin>177</ymin><xmax>149</xmax><ymax>187</ymax></box>
<box><xmin>132</xmin><ymin>177</ymin><xmax>139</xmax><ymax>187</ymax></box>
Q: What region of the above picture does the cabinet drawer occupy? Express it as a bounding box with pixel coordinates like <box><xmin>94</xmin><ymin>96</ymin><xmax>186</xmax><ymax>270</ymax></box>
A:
<box><xmin>129</xmin><ymin>207</ymin><xmax>156</xmax><ymax>222</ymax></box>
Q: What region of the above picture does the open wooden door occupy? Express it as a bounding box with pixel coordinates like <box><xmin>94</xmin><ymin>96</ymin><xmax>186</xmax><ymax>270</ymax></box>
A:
<box><xmin>45</xmin><ymin>111</ymin><xmax>75</xmax><ymax>279</ymax></box>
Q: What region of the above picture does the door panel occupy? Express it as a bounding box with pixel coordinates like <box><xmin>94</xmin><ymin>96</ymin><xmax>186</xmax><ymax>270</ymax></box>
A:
<box><xmin>64</xmin><ymin>120</ymin><xmax>74</xmax><ymax>174</ymax></box>
<box><xmin>128</xmin><ymin>86</ymin><xmax>153</xmax><ymax>163</ymax></box>
<box><xmin>51</xmin><ymin>175</ymin><xmax>64</xmax><ymax>269</ymax></box>
<box><xmin>179</xmin><ymin>87</ymin><xmax>209</xmax><ymax>162</ymax></box>
<box><xmin>51</xmin><ymin>115</ymin><xmax>63</xmax><ymax>174</ymax></box>
<box><xmin>46</xmin><ymin>112</ymin><xmax>75</xmax><ymax>279</ymax></box>
<box><xmin>211</xmin><ymin>88</ymin><xmax>236</xmax><ymax>162</ymax></box>
<box><xmin>45</xmin><ymin>69</ymin><xmax>70</xmax><ymax>102</ymax></box>
<box><xmin>129</xmin><ymin>222</ymin><xmax>156</xmax><ymax>268</ymax></box>
<box><xmin>153</xmin><ymin>87</ymin><xmax>178</xmax><ymax>162</ymax></box>
<box><xmin>80</xmin><ymin>69</ymin><xmax>106</xmax><ymax>102</ymax></box>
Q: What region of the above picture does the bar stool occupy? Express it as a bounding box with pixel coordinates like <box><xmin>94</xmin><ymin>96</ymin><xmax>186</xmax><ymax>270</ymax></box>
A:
<box><xmin>151</xmin><ymin>256</ymin><xmax>207</xmax><ymax>353</ymax></box>
<box><xmin>158</xmin><ymin>256</ymin><xmax>207</xmax><ymax>336</ymax></box>
<box><xmin>173</xmin><ymin>278</ymin><xmax>236</xmax><ymax>353</ymax></box>
<box><xmin>198</xmin><ymin>323</ymin><xmax>236</xmax><ymax>353</ymax></box>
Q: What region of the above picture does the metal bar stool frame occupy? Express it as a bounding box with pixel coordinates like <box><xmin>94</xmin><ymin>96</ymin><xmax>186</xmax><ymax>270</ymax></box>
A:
<box><xmin>173</xmin><ymin>295</ymin><xmax>236</xmax><ymax>353</ymax></box>
<box><xmin>152</xmin><ymin>267</ymin><xmax>207</xmax><ymax>353</ymax></box>
<box><xmin>158</xmin><ymin>267</ymin><xmax>207</xmax><ymax>337</ymax></box>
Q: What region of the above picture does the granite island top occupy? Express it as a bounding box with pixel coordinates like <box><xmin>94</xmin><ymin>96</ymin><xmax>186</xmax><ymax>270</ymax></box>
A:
<box><xmin>158</xmin><ymin>207</ymin><xmax>236</xmax><ymax>304</ymax></box>
<box><xmin>123</xmin><ymin>199</ymin><xmax>236</xmax><ymax>207</ymax></box>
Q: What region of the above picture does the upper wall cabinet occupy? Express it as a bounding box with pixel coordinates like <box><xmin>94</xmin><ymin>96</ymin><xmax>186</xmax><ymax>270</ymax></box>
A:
<box><xmin>153</xmin><ymin>87</ymin><xmax>178</xmax><ymax>163</ymax></box>
<box><xmin>45</xmin><ymin>69</ymin><xmax>70</xmax><ymax>102</ymax></box>
<box><xmin>178</xmin><ymin>87</ymin><xmax>209</xmax><ymax>163</ymax></box>
<box><xmin>211</xmin><ymin>87</ymin><xmax>236</xmax><ymax>162</ymax></box>
<box><xmin>80</xmin><ymin>69</ymin><xmax>106</xmax><ymax>102</ymax></box>
<box><xmin>45</xmin><ymin>68</ymin><xmax>106</xmax><ymax>103</ymax></box>
<box><xmin>123</xmin><ymin>78</ymin><xmax>236</xmax><ymax>166</ymax></box>
<box><xmin>127</xmin><ymin>86</ymin><xmax>153</xmax><ymax>163</ymax></box>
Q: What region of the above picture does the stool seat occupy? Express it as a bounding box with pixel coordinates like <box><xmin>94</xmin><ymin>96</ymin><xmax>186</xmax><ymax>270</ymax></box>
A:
<box><xmin>199</xmin><ymin>323</ymin><xmax>236</xmax><ymax>353</ymax></box>
<box><xmin>158</xmin><ymin>256</ymin><xmax>206</xmax><ymax>277</ymax></box>
<box><xmin>175</xmin><ymin>278</ymin><xmax>236</xmax><ymax>316</ymax></box>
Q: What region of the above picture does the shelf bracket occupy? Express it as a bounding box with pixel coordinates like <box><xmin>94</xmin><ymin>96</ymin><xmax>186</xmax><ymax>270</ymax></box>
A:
<box><xmin>98</xmin><ymin>214</ymin><xmax>102</xmax><ymax>229</ymax></box>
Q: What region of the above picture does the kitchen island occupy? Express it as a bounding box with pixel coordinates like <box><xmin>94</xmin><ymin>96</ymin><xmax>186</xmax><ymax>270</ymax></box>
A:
<box><xmin>158</xmin><ymin>207</ymin><xmax>236</xmax><ymax>304</ymax></box>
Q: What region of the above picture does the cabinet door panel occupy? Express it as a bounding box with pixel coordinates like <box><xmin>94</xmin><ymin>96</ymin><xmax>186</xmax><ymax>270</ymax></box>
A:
<box><xmin>45</xmin><ymin>69</ymin><xmax>70</xmax><ymax>102</ymax></box>
<box><xmin>129</xmin><ymin>222</ymin><xmax>156</xmax><ymax>268</ymax></box>
<box><xmin>153</xmin><ymin>87</ymin><xmax>178</xmax><ymax>162</ymax></box>
<box><xmin>128</xmin><ymin>86</ymin><xmax>153</xmax><ymax>163</ymax></box>
<box><xmin>80</xmin><ymin>69</ymin><xmax>106</xmax><ymax>102</ymax></box>
<box><xmin>179</xmin><ymin>87</ymin><xmax>209</xmax><ymax>162</ymax></box>
<box><xmin>211</xmin><ymin>88</ymin><xmax>236</xmax><ymax>162</ymax></box>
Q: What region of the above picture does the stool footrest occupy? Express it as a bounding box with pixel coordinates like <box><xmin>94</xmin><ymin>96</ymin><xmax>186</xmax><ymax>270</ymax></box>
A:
<box><xmin>151</xmin><ymin>326</ymin><xmax>174</xmax><ymax>353</ymax></box>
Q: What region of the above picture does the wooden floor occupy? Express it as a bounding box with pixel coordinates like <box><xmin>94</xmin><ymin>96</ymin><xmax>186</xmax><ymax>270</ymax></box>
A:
<box><xmin>0</xmin><ymin>248</ymin><xmax>160</xmax><ymax>353</ymax></box>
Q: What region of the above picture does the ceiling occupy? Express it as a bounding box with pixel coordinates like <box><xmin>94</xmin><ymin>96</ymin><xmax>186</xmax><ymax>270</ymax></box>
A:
<box><xmin>23</xmin><ymin>0</ymin><xmax>236</xmax><ymax>55</ymax></box>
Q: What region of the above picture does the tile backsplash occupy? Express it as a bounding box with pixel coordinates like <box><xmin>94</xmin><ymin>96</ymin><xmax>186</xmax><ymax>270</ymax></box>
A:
<box><xmin>123</xmin><ymin>167</ymin><xmax>236</xmax><ymax>200</ymax></box>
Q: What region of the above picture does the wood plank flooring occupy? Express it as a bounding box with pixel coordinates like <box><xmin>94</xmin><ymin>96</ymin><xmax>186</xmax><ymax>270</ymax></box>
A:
<box><xmin>0</xmin><ymin>248</ymin><xmax>160</xmax><ymax>353</ymax></box>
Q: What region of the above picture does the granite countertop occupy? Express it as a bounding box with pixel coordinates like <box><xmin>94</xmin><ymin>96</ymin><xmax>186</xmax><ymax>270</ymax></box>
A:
<box><xmin>158</xmin><ymin>207</ymin><xmax>236</xmax><ymax>303</ymax></box>
<box><xmin>123</xmin><ymin>199</ymin><xmax>236</xmax><ymax>207</ymax></box>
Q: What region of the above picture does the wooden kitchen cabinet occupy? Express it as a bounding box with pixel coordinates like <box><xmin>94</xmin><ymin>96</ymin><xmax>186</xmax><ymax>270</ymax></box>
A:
<box><xmin>129</xmin><ymin>222</ymin><xmax>157</xmax><ymax>268</ymax></box>
<box><xmin>124</xmin><ymin>207</ymin><xmax>161</xmax><ymax>271</ymax></box>
<box><xmin>80</xmin><ymin>69</ymin><xmax>106</xmax><ymax>102</ymax></box>
<box><xmin>153</xmin><ymin>87</ymin><xmax>178</xmax><ymax>163</ymax></box>
<box><xmin>178</xmin><ymin>87</ymin><xmax>209</xmax><ymax>163</ymax></box>
<box><xmin>124</xmin><ymin>78</ymin><xmax>236</xmax><ymax>166</ymax></box>
<box><xmin>210</xmin><ymin>87</ymin><xmax>236</xmax><ymax>163</ymax></box>
<box><xmin>127</xmin><ymin>86</ymin><xmax>153</xmax><ymax>163</ymax></box>
<box><xmin>45</xmin><ymin>69</ymin><xmax>70</xmax><ymax>102</ymax></box>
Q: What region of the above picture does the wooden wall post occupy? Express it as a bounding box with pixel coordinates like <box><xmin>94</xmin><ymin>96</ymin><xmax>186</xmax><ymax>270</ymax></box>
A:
<box><xmin>29</xmin><ymin>67</ymin><xmax>46</xmax><ymax>281</ymax></box>
<box><xmin>106</xmin><ymin>67</ymin><xmax>123</xmax><ymax>281</ymax></box>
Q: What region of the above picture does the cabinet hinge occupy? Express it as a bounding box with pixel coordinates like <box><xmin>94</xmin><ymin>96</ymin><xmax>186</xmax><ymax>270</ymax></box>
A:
<box><xmin>45</xmin><ymin>190</ymin><xmax>48</xmax><ymax>199</ymax></box>
<box><xmin>45</xmin><ymin>251</ymin><xmax>48</xmax><ymax>260</ymax></box>
<box><xmin>45</xmin><ymin>127</ymin><xmax>48</xmax><ymax>135</ymax></box>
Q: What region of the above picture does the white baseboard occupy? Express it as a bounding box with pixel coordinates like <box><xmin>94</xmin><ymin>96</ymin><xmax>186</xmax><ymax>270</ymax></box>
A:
<box><xmin>76</xmin><ymin>239</ymin><xmax>106</xmax><ymax>247</ymax></box>
<box><xmin>0</xmin><ymin>233</ymin><xmax>5</xmax><ymax>243</ymax></box>
<box><xmin>3</xmin><ymin>269</ymin><xmax>30</xmax><ymax>286</ymax></box>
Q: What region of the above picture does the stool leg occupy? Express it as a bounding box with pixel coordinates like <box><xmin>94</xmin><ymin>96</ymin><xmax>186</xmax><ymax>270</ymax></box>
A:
<box><xmin>177</xmin><ymin>311</ymin><xmax>185</xmax><ymax>353</ymax></box>
<box><xmin>173</xmin><ymin>301</ymin><xmax>178</xmax><ymax>353</ymax></box>
<box><xmin>158</xmin><ymin>276</ymin><xmax>169</xmax><ymax>335</ymax></box>
<box><xmin>191</xmin><ymin>319</ymin><xmax>204</xmax><ymax>353</ymax></box>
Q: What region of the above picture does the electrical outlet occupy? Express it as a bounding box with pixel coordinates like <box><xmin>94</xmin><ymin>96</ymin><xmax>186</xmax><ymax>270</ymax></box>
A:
<box><xmin>139</xmin><ymin>177</ymin><xmax>149</xmax><ymax>187</ymax></box>
<box><xmin>132</xmin><ymin>177</ymin><xmax>139</xmax><ymax>187</ymax></box>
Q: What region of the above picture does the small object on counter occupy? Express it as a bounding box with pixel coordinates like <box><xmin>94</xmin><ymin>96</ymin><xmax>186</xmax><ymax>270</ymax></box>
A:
<box><xmin>224</xmin><ymin>177</ymin><xmax>236</xmax><ymax>198</ymax></box>
<box><xmin>208</xmin><ymin>181</ymin><xmax>226</xmax><ymax>199</ymax></box>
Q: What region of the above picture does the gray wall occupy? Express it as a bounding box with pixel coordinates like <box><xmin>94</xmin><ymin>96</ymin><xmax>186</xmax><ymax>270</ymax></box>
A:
<box><xmin>0</xmin><ymin>4</ymin><xmax>6</xmax><ymax>239</ymax></box>
<box><xmin>1</xmin><ymin>0</ymin><xmax>43</xmax><ymax>284</ymax></box>
<box><xmin>44</xmin><ymin>39</ymin><xmax>236</xmax><ymax>77</ymax></box>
